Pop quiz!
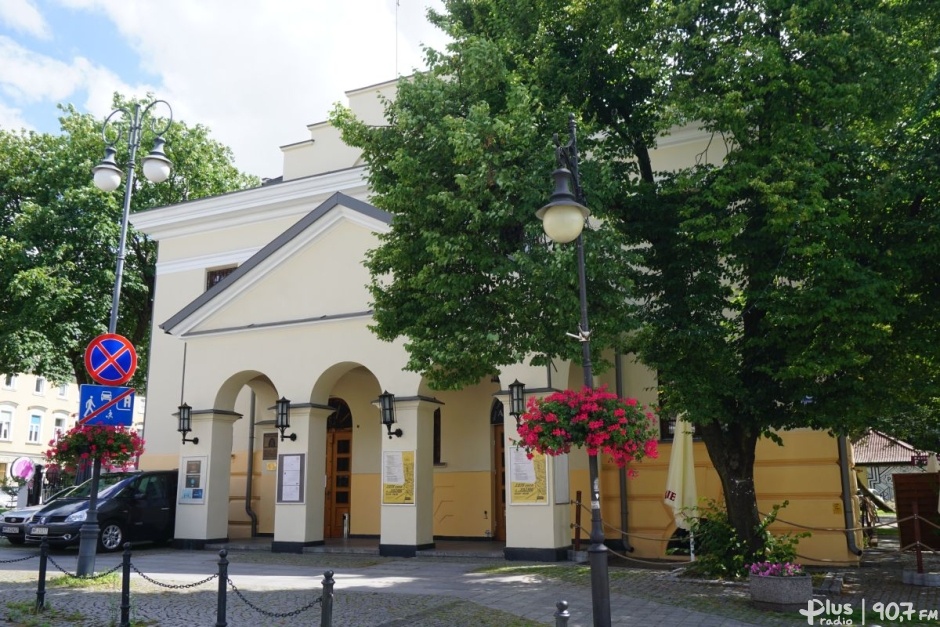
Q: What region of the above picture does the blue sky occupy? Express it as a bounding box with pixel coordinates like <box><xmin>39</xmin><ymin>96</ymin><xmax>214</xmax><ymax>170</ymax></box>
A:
<box><xmin>0</xmin><ymin>0</ymin><xmax>448</xmax><ymax>177</ymax></box>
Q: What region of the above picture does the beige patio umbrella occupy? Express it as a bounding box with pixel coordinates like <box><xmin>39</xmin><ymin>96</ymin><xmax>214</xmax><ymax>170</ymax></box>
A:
<box><xmin>664</xmin><ymin>416</ymin><xmax>698</xmax><ymax>558</ymax></box>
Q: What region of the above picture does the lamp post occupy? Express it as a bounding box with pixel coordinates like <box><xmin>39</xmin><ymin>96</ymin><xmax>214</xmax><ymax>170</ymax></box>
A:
<box><xmin>76</xmin><ymin>99</ymin><xmax>173</xmax><ymax>577</ymax></box>
<box><xmin>536</xmin><ymin>114</ymin><xmax>610</xmax><ymax>627</ymax></box>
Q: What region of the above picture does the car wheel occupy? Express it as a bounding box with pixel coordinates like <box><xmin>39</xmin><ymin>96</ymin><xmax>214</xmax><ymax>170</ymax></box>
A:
<box><xmin>98</xmin><ymin>522</ymin><xmax>125</xmax><ymax>552</ymax></box>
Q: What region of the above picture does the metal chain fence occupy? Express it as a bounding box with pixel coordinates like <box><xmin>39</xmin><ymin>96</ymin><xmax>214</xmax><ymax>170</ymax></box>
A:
<box><xmin>11</xmin><ymin>541</ymin><xmax>336</xmax><ymax>627</ymax></box>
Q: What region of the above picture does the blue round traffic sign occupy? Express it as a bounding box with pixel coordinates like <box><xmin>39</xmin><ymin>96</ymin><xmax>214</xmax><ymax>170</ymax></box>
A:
<box><xmin>84</xmin><ymin>333</ymin><xmax>138</xmax><ymax>385</ymax></box>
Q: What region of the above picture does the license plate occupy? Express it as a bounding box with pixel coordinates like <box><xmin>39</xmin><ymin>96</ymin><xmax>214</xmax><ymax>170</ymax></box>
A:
<box><xmin>1</xmin><ymin>526</ymin><xmax>17</xmax><ymax>534</ymax></box>
<box><xmin>31</xmin><ymin>527</ymin><xmax>48</xmax><ymax>535</ymax></box>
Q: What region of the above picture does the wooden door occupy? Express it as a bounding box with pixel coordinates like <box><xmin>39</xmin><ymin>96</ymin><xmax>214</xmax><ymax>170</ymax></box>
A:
<box><xmin>324</xmin><ymin>430</ymin><xmax>352</xmax><ymax>538</ymax></box>
<box><xmin>493</xmin><ymin>423</ymin><xmax>506</xmax><ymax>541</ymax></box>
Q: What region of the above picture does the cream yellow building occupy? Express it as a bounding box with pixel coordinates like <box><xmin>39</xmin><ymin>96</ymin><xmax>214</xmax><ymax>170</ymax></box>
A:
<box><xmin>132</xmin><ymin>79</ymin><xmax>862</xmax><ymax>564</ymax></box>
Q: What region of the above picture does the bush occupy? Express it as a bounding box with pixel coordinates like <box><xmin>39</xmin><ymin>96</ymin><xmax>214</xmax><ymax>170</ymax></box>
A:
<box><xmin>682</xmin><ymin>499</ymin><xmax>809</xmax><ymax>579</ymax></box>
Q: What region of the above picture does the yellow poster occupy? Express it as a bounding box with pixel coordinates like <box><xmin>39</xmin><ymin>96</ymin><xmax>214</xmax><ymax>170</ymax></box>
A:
<box><xmin>382</xmin><ymin>450</ymin><xmax>415</xmax><ymax>504</ymax></box>
<box><xmin>510</xmin><ymin>448</ymin><xmax>547</xmax><ymax>504</ymax></box>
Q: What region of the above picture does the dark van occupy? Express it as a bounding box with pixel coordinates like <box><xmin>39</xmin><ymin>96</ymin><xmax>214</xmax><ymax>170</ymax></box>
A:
<box><xmin>24</xmin><ymin>470</ymin><xmax>177</xmax><ymax>551</ymax></box>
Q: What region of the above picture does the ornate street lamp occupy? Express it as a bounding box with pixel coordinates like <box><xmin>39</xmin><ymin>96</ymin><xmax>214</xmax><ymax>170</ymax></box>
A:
<box><xmin>178</xmin><ymin>403</ymin><xmax>198</xmax><ymax>445</ymax></box>
<box><xmin>536</xmin><ymin>114</ymin><xmax>611</xmax><ymax>627</ymax></box>
<box><xmin>508</xmin><ymin>380</ymin><xmax>526</xmax><ymax>425</ymax></box>
<box><xmin>78</xmin><ymin>99</ymin><xmax>173</xmax><ymax>577</ymax></box>
<box><xmin>275</xmin><ymin>397</ymin><xmax>297</xmax><ymax>442</ymax></box>
<box><xmin>378</xmin><ymin>391</ymin><xmax>402</xmax><ymax>438</ymax></box>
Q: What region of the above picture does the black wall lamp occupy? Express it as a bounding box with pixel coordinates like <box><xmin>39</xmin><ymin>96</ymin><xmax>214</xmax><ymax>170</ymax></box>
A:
<box><xmin>178</xmin><ymin>403</ymin><xmax>198</xmax><ymax>445</ymax></box>
<box><xmin>379</xmin><ymin>390</ymin><xmax>403</xmax><ymax>438</ymax></box>
<box><xmin>508</xmin><ymin>380</ymin><xmax>526</xmax><ymax>425</ymax></box>
<box><xmin>275</xmin><ymin>397</ymin><xmax>296</xmax><ymax>442</ymax></box>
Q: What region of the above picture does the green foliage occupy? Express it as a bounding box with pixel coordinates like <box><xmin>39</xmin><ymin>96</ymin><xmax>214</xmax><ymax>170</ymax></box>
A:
<box><xmin>685</xmin><ymin>499</ymin><xmax>809</xmax><ymax>579</ymax></box>
<box><xmin>336</xmin><ymin>0</ymin><xmax>940</xmax><ymax>553</ymax></box>
<box><xmin>0</xmin><ymin>94</ymin><xmax>258</xmax><ymax>390</ymax></box>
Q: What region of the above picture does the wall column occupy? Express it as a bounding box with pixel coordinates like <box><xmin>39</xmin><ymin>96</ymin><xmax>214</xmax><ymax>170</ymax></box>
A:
<box><xmin>378</xmin><ymin>396</ymin><xmax>441</xmax><ymax>557</ymax></box>
<box><xmin>499</xmin><ymin>383</ymin><xmax>572</xmax><ymax>561</ymax></box>
<box><xmin>272</xmin><ymin>403</ymin><xmax>332</xmax><ymax>552</ymax></box>
<box><xmin>173</xmin><ymin>410</ymin><xmax>240</xmax><ymax>549</ymax></box>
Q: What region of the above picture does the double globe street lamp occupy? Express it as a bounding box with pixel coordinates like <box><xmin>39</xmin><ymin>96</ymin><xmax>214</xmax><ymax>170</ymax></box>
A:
<box><xmin>75</xmin><ymin>99</ymin><xmax>173</xmax><ymax>577</ymax></box>
<box><xmin>536</xmin><ymin>114</ymin><xmax>611</xmax><ymax>627</ymax></box>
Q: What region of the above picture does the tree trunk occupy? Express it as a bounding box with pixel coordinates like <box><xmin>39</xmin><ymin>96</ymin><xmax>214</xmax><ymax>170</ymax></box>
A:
<box><xmin>697</xmin><ymin>419</ymin><xmax>764</xmax><ymax>557</ymax></box>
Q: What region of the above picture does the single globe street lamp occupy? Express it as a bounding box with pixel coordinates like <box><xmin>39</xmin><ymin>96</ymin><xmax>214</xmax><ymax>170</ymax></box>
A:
<box><xmin>536</xmin><ymin>114</ymin><xmax>610</xmax><ymax>627</ymax></box>
<box><xmin>76</xmin><ymin>99</ymin><xmax>173</xmax><ymax>577</ymax></box>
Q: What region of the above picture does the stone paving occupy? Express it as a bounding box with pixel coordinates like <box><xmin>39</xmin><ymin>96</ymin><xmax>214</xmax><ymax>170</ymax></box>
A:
<box><xmin>1</xmin><ymin>537</ymin><xmax>939</xmax><ymax>626</ymax></box>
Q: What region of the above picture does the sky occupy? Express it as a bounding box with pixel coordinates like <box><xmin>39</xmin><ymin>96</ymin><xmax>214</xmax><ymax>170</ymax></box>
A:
<box><xmin>0</xmin><ymin>0</ymin><xmax>451</xmax><ymax>178</ymax></box>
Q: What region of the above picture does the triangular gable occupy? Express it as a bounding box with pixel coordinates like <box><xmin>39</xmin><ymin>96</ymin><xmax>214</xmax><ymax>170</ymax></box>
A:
<box><xmin>161</xmin><ymin>192</ymin><xmax>390</xmax><ymax>336</ymax></box>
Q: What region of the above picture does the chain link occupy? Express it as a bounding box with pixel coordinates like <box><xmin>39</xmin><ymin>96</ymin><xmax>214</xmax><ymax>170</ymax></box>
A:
<box><xmin>0</xmin><ymin>552</ymin><xmax>37</xmax><ymax>564</ymax></box>
<box><xmin>46</xmin><ymin>555</ymin><xmax>123</xmax><ymax>579</ymax></box>
<box><xmin>130</xmin><ymin>563</ymin><xmax>219</xmax><ymax>589</ymax></box>
<box><xmin>226</xmin><ymin>577</ymin><xmax>322</xmax><ymax>618</ymax></box>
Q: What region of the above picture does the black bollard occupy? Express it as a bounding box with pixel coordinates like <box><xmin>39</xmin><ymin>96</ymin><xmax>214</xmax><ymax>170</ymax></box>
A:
<box><xmin>321</xmin><ymin>570</ymin><xmax>335</xmax><ymax>627</ymax></box>
<box><xmin>216</xmin><ymin>549</ymin><xmax>228</xmax><ymax>627</ymax></box>
<box><xmin>120</xmin><ymin>542</ymin><xmax>132</xmax><ymax>627</ymax></box>
<box><xmin>35</xmin><ymin>539</ymin><xmax>48</xmax><ymax>612</ymax></box>
<box><xmin>555</xmin><ymin>600</ymin><xmax>570</xmax><ymax>627</ymax></box>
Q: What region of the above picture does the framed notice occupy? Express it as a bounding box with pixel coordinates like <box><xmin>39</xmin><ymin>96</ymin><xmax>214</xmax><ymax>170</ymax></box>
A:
<box><xmin>382</xmin><ymin>450</ymin><xmax>415</xmax><ymax>504</ymax></box>
<box><xmin>277</xmin><ymin>453</ymin><xmax>305</xmax><ymax>504</ymax></box>
<box><xmin>510</xmin><ymin>447</ymin><xmax>547</xmax><ymax>504</ymax></box>
<box><xmin>179</xmin><ymin>456</ymin><xmax>206</xmax><ymax>504</ymax></box>
<box><xmin>262</xmin><ymin>432</ymin><xmax>278</xmax><ymax>460</ymax></box>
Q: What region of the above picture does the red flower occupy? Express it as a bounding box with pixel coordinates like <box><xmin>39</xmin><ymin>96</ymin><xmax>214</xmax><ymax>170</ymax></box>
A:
<box><xmin>516</xmin><ymin>385</ymin><xmax>659</xmax><ymax>471</ymax></box>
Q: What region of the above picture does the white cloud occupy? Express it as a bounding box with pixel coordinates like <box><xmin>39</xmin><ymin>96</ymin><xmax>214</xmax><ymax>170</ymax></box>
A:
<box><xmin>0</xmin><ymin>100</ymin><xmax>30</xmax><ymax>130</ymax></box>
<box><xmin>4</xmin><ymin>0</ymin><xmax>451</xmax><ymax>177</ymax></box>
<box><xmin>0</xmin><ymin>0</ymin><xmax>50</xmax><ymax>39</ymax></box>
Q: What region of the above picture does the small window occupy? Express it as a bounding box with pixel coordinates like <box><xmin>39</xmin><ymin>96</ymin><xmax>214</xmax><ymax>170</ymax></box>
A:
<box><xmin>34</xmin><ymin>377</ymin><xmax>45</xmax><ymax>395</ymax></box>
<box><xmin>57</xmin><ymin>383</ymin><xmax>69</xmax><ymax>398</ymax></box>
<box><xmin>0</xmin><ymin>408</ymin><xmax>12</xmax><ymax>440</ymax></box>
<box><xmin>2</xmin><ymin>374</ymin><xmax>15</xmax><ymax>390</ymax></box>
<box><xmin>206</xmin><ymin>266</ymin><xmax>237</xmax><ymax>291</ymax></box>
<box><xmin>53</xmin><ymin>415</ymin><xmax>68</xmax><ymax>440</ymax></box>
<box><xmin>28</xmin><ymin>414</ymin><xmax>41</xmax><ymax>443</ymax></box>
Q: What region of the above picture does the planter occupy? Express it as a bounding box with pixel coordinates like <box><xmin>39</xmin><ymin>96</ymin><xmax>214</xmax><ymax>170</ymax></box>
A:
<box><xmin>749</xmin><ymin>574</ymin><xmax>813</xmax><ymax>611</ymax></box>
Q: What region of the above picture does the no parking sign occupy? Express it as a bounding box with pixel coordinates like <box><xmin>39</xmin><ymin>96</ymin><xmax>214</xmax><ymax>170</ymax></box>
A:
<box><xmin>84</xmin><ymin>333</ymin><xmax>137</xmax><ymax>385</ymax></box>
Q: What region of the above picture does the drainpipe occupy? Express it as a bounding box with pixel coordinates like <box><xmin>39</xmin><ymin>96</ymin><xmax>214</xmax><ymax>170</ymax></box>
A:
<box><xmin>245</xmin><ymin>391</ymin><xmax>259</xmax><ymax>537</ymax></box>
<box><xmin>615</xmin><ymin>352</ymin><xmax>634</xmax><ymax>552</ymax></box>
<box><xmin>838</xmin><ymin>435</ymin><xmax>863</xmax><ymax>556</ymax></box>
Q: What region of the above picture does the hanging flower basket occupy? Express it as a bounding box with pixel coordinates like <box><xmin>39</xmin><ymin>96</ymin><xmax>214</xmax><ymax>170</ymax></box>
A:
<box><xmin>45</xmin><ymin>424</ymin><xmax>145</xmax><ymax>473</ymax></box>
<box><xmin>516</xmin><ymin>385</ymin><xmax>659</xmax><ymax>471</ymax></box>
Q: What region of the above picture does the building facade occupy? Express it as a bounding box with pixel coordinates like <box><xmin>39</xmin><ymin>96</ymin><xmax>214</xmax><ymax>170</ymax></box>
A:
<box><xmin>133</xmin><ymin>79</ymin><xmax>863</xmax><ymax>564</ymax></box>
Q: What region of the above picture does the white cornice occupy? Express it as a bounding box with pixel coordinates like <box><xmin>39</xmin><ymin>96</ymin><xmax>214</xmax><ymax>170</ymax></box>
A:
<box><xmin>156</xmin><ymin>247</ymin><xmax>262</xmax><ymax>276</ymax></box>
<box><xmin>130</xmin><ymin>167</ymin><xmax>369</xmax><ymax>241</ymax></box>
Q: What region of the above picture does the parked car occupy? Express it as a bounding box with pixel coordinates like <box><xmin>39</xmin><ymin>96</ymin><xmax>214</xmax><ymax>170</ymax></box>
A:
<box><xmin>1</xmin><ymin>485</ymin><xmax>81</xmax><ymax>545</ymax></box>
<box><xmin>24</xmin><ymin>470</ymin><xmax>178</xmax><ymax>551</ymax></box>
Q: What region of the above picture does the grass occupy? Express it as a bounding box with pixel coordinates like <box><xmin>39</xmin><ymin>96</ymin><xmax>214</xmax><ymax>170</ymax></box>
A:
<box><xmin>47</xmin><ymin>572</ymin><xmax>121</xmax><ymax>588</ymax></box>
<box><xmin>4</xmin><ymin>600</ymin><xmax>84</xmax><ymax>627</ymax></box>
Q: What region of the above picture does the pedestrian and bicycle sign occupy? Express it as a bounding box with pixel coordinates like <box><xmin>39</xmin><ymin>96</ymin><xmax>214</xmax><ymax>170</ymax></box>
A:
<box><xmin>84</xmin><ymin>333</ymin><xmax>137</xmax><ymax>386</ymax></box>
<box><xmin>79</xmin><ymin>384</ymin><xmax>135</xmax><ymax>426</ymax></box>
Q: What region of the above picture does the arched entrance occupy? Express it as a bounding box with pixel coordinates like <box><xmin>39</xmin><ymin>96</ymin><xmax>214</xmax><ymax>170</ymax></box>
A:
<box><xmin>324</xmin><ymin>397</ymin><xmax>353</xmax><ymax>538</ymax></box>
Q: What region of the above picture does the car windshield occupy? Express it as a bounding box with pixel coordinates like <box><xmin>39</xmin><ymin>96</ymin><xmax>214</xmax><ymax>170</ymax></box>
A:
<box><xmin>68</xmin><ymin>474</ymin><xmax>133</xmax><ymax>498</ymax></box>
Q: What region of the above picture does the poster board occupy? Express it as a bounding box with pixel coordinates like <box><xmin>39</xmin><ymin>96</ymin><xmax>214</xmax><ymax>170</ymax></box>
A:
<box><xmin>382</xmin><ymin>450</ymin><xmax>415</xmax><ymax>504</ymax></box>
<box><xmin>179</xmin><ymin>456</ymin><xmax>206</xmax><ymax>504</ymax></box>
<box><xmin>277</xmin><ymin>453</ymin><xmax>305</xmax><ymax>504</ymax></box>
<box><xmin>510</xmin><ymin>447</ymin><xmax>547</xmax><ymax>504</ymax></box>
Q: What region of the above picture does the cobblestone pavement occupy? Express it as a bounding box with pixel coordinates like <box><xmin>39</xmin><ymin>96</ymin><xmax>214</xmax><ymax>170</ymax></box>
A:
<box><xmin>1</xmin><ymin>537</ymin><xmax>939</xmax><ymax>626</ymax></box>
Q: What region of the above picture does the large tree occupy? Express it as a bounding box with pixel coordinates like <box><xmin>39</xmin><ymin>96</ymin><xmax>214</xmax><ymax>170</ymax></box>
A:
<box><xmin>333</xmin><ymin>0</ymin><xmax>939</xmax><ymax>555</ymax></box>
<box><xmin>0</xmin><ymin>95</ymin><xmax>258</xmax><ymax>391</ymax></box>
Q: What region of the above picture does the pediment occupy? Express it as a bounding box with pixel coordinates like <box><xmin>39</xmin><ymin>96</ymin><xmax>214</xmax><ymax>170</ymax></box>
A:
<box><xmin>161</xmin><ymin>192</ymin><xmax>390</xmax><ymax>336</ymax></box>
